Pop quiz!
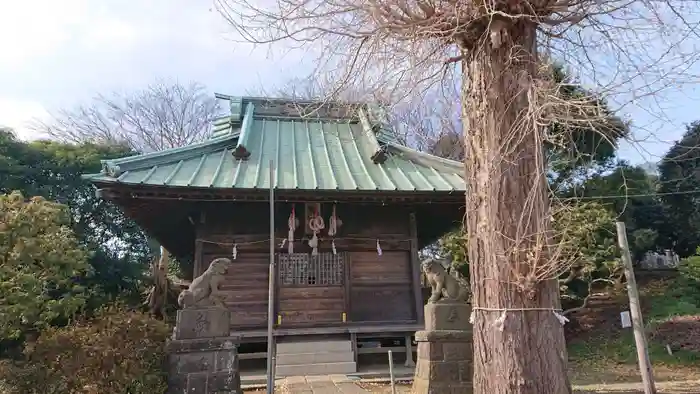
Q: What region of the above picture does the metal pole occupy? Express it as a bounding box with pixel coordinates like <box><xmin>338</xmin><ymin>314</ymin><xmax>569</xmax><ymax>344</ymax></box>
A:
<box><xmin>616</xmin><ymin>221</ymin><xmax>656</xmax><ymax>394</ymax></box>
<box><xmin>266</xmin><ymin>160</ymin><xmax>277</xmax><ymax>394</ymax></box>
<box><xmin>388</xmin><ymin>350</ymin><xmax>396</xmax><ymax>394</ymax></box>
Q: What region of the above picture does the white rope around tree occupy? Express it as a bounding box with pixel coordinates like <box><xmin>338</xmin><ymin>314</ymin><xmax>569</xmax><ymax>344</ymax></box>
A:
<box><xmin>468</xmin><ymin>307</ymin><xmax>569</xmax><ymax>331</ymax></box>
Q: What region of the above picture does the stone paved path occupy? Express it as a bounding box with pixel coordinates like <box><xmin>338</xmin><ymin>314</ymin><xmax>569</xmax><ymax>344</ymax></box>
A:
<box><xmin>250</xmin><ymin>375</ymin><xmax>372</xmax><ymax>394</ymax></box>
<box><xmin>282</xmin><ymin>375</ymin><xmax>370</xmax><ymax>394</ymax></box>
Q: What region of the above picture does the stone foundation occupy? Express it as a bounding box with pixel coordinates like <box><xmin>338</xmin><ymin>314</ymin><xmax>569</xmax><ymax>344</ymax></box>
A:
<box><xmin>168</xmin><ymin>308</ymin><xmax>242</xmax><ymax>394</ymax></box>
<box><xmin>412</xmin><ymin>302</ymin><xmax>473</xmax><ymax>394</ymax></box>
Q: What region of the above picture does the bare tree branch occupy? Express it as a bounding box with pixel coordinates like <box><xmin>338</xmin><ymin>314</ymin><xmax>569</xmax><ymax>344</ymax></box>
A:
<box><xmin>30</xmin><ymin>80</ymin><xmax>221</xmax><ymax>152</ymax></box>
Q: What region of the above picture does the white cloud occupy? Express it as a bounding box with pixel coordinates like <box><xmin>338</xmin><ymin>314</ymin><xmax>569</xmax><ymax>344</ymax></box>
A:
<box><xmin>0</xmin><ymin>1</ymin><xmax>162</xmax><ymax>68</ymax></box>
<box><xmin>0</xmin><ymin>98</ymin><xmax>49</xmax><ymax>141</ymax></box>
<box><xmin>0</xmin><ymin>1</ymin><xmax>88</xmax><ymax>68</ymax></box>
<box><xmin>79</xmin><ymin>16</ymin><xmax>138</xmax><ymax>50</ymax></box>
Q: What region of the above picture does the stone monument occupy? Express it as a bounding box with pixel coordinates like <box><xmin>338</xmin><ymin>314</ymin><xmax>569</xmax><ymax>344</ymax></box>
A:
<box><xmin>168</xmin><ymin>257</ymin><xmax>242</xmax><ymax>394</ymax></box>
<box><xmin>412</xmin><ymin>258</ymin><xmax>473</xmax><ymax>394</ymax></box>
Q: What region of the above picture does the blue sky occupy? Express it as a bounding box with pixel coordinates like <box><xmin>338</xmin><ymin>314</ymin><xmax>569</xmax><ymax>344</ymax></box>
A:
<box><xmin>1</xmin><ymin>1</ymin><xmax>698</xmax><ymax>165</ymax></box>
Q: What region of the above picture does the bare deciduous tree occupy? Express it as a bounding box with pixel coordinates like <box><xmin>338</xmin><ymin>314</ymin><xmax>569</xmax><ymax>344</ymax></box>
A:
<box><xmin>31</xmin><ymin>80</ymin><xmax>220</xmax><ymax>152</ymax></box>
<box><xmin>216</xmin><ymin>0</ymin><xmax>699</xmax><ymax>388</ymax></box>
<box><xmin>32</xmin><ymin>80</ymin><xmax>220</xmax><ymax>318</ymax></box>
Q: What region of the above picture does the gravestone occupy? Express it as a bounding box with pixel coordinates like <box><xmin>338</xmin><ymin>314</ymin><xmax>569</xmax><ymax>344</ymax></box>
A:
<box><xmin>412</xmin><ymin>302</ymin><xmax>473</xmax><ymax>394</ymax></box>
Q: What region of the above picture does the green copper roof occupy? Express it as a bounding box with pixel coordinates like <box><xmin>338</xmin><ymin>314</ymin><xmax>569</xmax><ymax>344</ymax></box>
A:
<box><xmin>83</xmin><ymin>96</ymin><xmax>465</xmax><ymax>192</ymax></box>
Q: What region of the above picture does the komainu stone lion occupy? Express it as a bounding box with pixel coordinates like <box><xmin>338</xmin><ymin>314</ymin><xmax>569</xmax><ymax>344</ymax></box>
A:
<box><xmin>178</xmin><ymin>257</ymin><xmax>231</xmax><ymax>309</ymax></box>
<box><xmin>422</xmin><ymin>258</ymin><xmax>469</xmax><ymax>303</ymax></box>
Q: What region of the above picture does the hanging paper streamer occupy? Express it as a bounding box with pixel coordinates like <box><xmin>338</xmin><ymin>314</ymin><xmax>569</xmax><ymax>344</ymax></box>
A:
<box><xmin>328</xmin><ymin>205</ymin><xmax>339</xmax><ymax>237</ymax></box>
<box><xmin>553</xmin><ymin>311</ymin><xmax>569</xmax><ymax>325</ymax></box>
<box><xmin>288</xmin><ymin>206</ymin><xmax>298</xmax><ymax>254</ymax></box>
<box><xmin>328</xmin><ymin>205</ymin><xmax>340</xmax><ymax>255</ymax></box>
<box><xmin>376</xmin><ymin>239</ymin><xmax>383</xmax><ymax>256</ymax></box>
<box><xmin>308</xmin><ymin>207</ymin><xmax>325</xmax><ymax>256</ymax></box>
<box><xmin>308</xmin><ymin>232</ymin><xmax>319</xmax><ymax>256</ymax></box>
<box><xmin>493</xmin><ymin>310</ymin><xmax>507</xmax><ymax>332</ymax></box>
<box><xmin>232</xmin><ymin>244</ymin><xmax>238</xmax><ymax>260</ymax></box>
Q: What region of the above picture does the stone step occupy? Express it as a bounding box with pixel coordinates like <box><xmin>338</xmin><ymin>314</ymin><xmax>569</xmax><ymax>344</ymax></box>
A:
<box><xmin>276</xmin><ymin>350</ymin><xmax>354</xmax><ymax>365</ymax></box>
<box><xmin>275</xmin><ymin>361</ymin><xmax>357</xmax><ymax>377</ymax></box>
<box><xmin>276</xmin><ymin>339</ymin><xmax>352</xmax><ymax>354</ymax></box>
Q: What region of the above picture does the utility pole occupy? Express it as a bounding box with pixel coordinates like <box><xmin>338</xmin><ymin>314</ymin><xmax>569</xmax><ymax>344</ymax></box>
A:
<box><xmin>616</xmin><ymin>221</ymin><xmax>656</xmax><ymax>394</ymax></box>
<box><xmin>266</xmin><ymin>160</ymin><xmax>277</xmax><ymax>394</ymax></box>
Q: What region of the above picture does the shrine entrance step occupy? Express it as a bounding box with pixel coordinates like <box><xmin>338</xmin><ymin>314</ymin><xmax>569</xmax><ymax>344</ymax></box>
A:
<box><xmin>275</xmin><ymin>335</ymin><xmax>357</xmax><ymax>377</ymax></box>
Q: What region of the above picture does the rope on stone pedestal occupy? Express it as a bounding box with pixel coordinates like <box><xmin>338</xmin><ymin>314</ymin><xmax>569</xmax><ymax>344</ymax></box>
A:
<box><xmin>469</xmin><ymin>307</ymin><xmax>569</xmax><ymax>331</ymax></box>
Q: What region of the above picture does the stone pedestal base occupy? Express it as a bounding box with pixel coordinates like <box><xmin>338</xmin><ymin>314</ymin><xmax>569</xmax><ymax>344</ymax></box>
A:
<box><xmin>168</xmin><ymin>307</ymin><xmax>241</xmax><ymax>393</ymax></box>
<box><xmin>412</xmin><ymin>302</ymin><xmax>473</xmax><ymax>394</ymax></box>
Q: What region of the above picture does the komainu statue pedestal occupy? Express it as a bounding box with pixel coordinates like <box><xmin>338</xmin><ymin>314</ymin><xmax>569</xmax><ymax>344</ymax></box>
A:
<box><xmin>412</xmin><ymin>302</ymin><xmax>473</xmax><ymax>394</ymax></box>
<box><xmin>167</xmin><ymin>257</ymin><xmax>241</xmax><ymax>393</ymax></box>
<box><xmin>168</xmin><ymin>308</ymin><xmax>241</xmax><ymax>394</ymax></box>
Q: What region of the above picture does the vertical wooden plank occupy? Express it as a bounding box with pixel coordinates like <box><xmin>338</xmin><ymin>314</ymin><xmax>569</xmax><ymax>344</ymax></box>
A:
<box><xmin>193</xmin><ymin>238</ymin><xmax>204</xmax><ymax>277</ymax></box>
<box><xmin>194</xmin><ymin>209</ymin><xmax>206</xmax><ymax>278</ymax></box>
<box><xmin>408</xmin><ymin>212</ymin><xmax>424</xmax><ymax>325</ymax></box>
<box><xmin>344</xmin><ymin>252</ymin><xmax>352</xmax><ymax>321</ymax></box>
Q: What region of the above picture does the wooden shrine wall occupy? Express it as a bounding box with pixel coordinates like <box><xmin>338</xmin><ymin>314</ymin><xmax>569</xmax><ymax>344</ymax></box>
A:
<box><xmin>348</xmin><ymin>250</ymin><xmax>414</xmax><ymax>322</ymax></box>
<box><xmin>195</xmin><ymin>201</ymin><xmax>421</xmax><ymax>330</ymax></box>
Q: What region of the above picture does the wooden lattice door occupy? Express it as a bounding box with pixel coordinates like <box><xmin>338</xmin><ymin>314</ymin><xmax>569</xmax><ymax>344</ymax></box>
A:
<box><xmin>276</xmin><ymin>252</ymin><xmax>348</xmax><ymax>327</ymax></box>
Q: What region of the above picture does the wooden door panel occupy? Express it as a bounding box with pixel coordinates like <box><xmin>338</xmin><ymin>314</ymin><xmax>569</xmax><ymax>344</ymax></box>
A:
<box><xmin>348</xmin><ymin>250</ymin><xmax>416</xmax><ymax>322</ymax></box>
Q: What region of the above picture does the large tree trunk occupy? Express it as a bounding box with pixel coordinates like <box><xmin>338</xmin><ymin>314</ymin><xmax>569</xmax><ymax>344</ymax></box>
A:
<box><xmin>463</xmin><ymin>21</ymin><xmax>572</xmax><ymax>394</ymax></box>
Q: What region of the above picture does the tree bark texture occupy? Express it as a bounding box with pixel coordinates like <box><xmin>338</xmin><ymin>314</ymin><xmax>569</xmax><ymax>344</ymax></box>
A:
<box><xmin>462</xmin><ymin>22</ymin><xmax>572</xmax><ymax>394</ymax></box>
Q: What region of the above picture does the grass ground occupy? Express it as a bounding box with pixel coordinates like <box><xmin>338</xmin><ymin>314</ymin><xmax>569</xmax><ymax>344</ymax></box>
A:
<box><xmin>566</xmin><ymin>275</ymin><xmax>700</xmax><ymax>387</ymax></box>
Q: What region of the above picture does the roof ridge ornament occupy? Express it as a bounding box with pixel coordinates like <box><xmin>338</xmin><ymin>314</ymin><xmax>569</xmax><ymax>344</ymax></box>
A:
<box><xmin>229</xmin><ymin>96</ymin><xmax>244</xmax><ymax>126</ymax></box>
<box><xmin>366</xmin><ymin>102</ymin><xmax>399</xmax><ymax>144</ymax></box>
<box><xmin>357</xmin><ymin>107</ymin><xmax>388</xmax><ymax>164</ymax></box>
<box><xmin>232</xmin><ymin>102</ymin><xmax>255</xmax><ymax>160</ymax></box>
<box><xmin>210</xmin><ymin>94</ymin><xmax>246</xmax><ymax>139</ymax></box>
<box><xmin>103</xmin><ymin>163</ymin><xmax>122</xmax><ymax>177</ymax></box>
